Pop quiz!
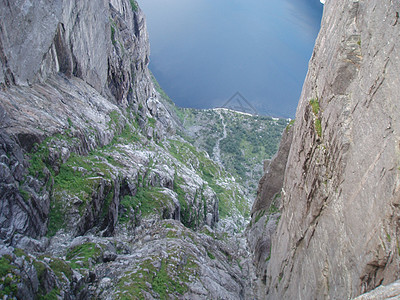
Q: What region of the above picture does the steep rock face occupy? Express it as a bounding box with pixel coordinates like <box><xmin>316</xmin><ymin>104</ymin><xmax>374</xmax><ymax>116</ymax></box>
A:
<box><xmin>265</xmin><ymin>0</ymin><xmax>400</xmax><ymax>299</ymax></box>
<box><xmin>0</xmin><ymin>0</ymin><xmax>152</xmax><ymax>107</ymax></box>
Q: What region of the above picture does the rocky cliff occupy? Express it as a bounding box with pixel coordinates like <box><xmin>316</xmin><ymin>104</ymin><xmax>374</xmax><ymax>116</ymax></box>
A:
<box><xmin>0</xmin><ymin>0</ymin><xmax>173</xmax><ymax>245</ymax></box>
<box><xmin>250</xmin><ymin>0</ymin><xmax>400</xmax><ymax>298</ymax></box>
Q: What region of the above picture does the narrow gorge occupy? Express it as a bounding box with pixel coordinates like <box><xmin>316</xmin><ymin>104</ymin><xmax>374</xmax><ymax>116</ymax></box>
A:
<box><xmin>1</xmin><ymin>0</ymin><xmax>400</xmax><ymax>299</ymax></box>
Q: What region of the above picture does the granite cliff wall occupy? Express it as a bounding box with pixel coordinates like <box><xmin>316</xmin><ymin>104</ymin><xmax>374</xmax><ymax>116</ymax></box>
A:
<box><xmin>251</xmin><ymin>0</ymin><xmax>400</xmax><ymax>298</ymax></box>
<box><xmin>0</xmin><ymin>0</ymin><xmax>152</xmax><ymax>107</ymax></box>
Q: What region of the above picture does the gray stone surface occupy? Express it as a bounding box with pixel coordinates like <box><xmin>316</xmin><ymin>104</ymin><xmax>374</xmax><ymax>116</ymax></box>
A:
<box><xmin>88</xmin><ymin>220</ymin><xmax>252</xmax><ymax>299</ymax></box>
<box><xmin>262</xmin><ymin>0</ymin><xmax>400</xmax><ymax>299</ymax></box>
<box><xmin>354</xmin><ymin>280</ymin><xmax>400</xmax><ymax>300</ymax></box>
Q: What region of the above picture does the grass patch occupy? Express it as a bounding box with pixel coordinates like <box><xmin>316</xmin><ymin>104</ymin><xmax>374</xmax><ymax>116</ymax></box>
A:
<box><xmin>207</xmin><ymin>251</ymin><xmax>215</xmax><ymax>260</ymax></box>
<box><xmin>13</xmin><ymin>248</ymin><xmax>26</xmax><ymax>257</ymax></box>
<box><xmin>0</xmin><ymin>255</ymin><xmax>19</xmax><ymax>298</ymax></box>
<box><xmin>148</xmin><ymin>117</ymin><xmax>156</xmax><ymax>128</ymax></box>
<box><xmin>37</xmin><ymin>289</ymin><xmax>60</xmax><ymax>300</ymax></box>
<box><xmin>310</xmin><ymin>98</ymin><xmax>322</xmax><ymax>137</ymax></box>
<box><xmin>315</xmin><ymin>118</ymin><xmax>322</xmax><ymax>137</ymax></box>
<box><xmin>116</xmin><ymin>255</ymin><xmax>198</xmax><ymax>299</ymax></box>
<box><xmin>310</xmin><ymin>98</ymin><xmax>320</xmax><ymax>116</ymax></box>
<box><xmin>19</xmin><ymin>187</ymin><xmax>30</xmax><ymax>202</ymax></box>
<box><xmin>129</xmin><ymin>0</ymin><xmax>138</xmax><ymax>12</ymax></box>
<box><xmin>111</xmin><ymin>25</ymin><xmax>117</xmax><ymax>46</ymax></box>
<box><xmin>108</xmin><ymin>110</ymin><xmax>122</xmax><ymax>130</ymax></box>
<box><xmin>286</xmin><ymin>119</ymin><xmax>295</xmax><ymax>132</ymax></box>
<box><xmin>254</xmin><ymin>210</ymin><xmax>265</xmax><ymax>224</ymax></box>
<box><xmin>48</xmin><ymin>151</ymin><xmax>114</xmax><ymax>236</ymax></box>
<box><xmin>66</xmin><ymin>242</ymin><xmax>103</xmax><ymax>269</ymax></box>
<box><xmin>269</xmin><ymin>203</ymin><xmax>279</xmax><ymax>214</ymax></box>
<box><xmin>0</xmin><ymin>255</ymin><xmax>16</xmax><ymax>277</ymax></box>
<box><xmin>49</xmin><ymin>258</ymin><xmax>73</xmax><ymax>281</ymax></box>
<box><xmin>173</xmin><ymin>175</ymin><xmax>193</xmax><ymax>228</ymax></box>
<box><xmin>120</xmin><ymin>187</ymin><xmax>173</xmax><ymax>223</ymax></box>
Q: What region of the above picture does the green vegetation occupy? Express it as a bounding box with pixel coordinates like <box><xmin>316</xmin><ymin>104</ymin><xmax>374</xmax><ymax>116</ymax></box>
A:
<box><xmin>309</xmin><ymin>98</ymin><xmax>320</xmax><ymax>115</ymax></box>
<box><xmin>149</xmin><ymin>70</ymin><xmax>185</xmax><ymax>123</ymax></box>
<box><xmin>13</xmin><ymin>248</ymin><xmax>26</xmax><ymax>257</ymax></box>
<box><xmin>168</xmin><ymin>138</ymin><xmax>249</xmax><ymax>219</ymax></box>
<box><xmin>163</xmin><ymin>223</ymin><xmax>175</xmax><ymax>229</ymax></box>
<box><xmin>269</xmin><ymin>204</ymin><xmax>279</xmax><ymax>214</ymax></box>
<box><xmin>0</xmin><ymin>255</ymin><xmax>19</xmax><ymax>298</ymax></box>
<box><xmin>207</xmin><ymin>250</ymin><xmax>216</xmax><ymax>260</ymax></box>
<box><xmin>178</xmin><ymin>109</ymin><xmax>288</xmax><ymax>197</ymax></box>
<box><xmin>129</xmin><ymin>0</ymin><xmax>138</xmax><ymax>12</ymax></box>
<box><xmin>27</xmin><ymin>133</ymin><xmax>78</xmax><ymax>179</ymax></box>
<box><xmin>387</xmin><ymin>233</ymin><xmax>392</xmax><ymax>243</ymax></box>
<box><xmin>315</xmin><ymin>118</ymin><xmax>322</xmax><ymax>137</ymax></box>
<box><xmin>111</xmin><ymin>25</ymin><xmax>116</xmax><ymax>46</ymax></box>
<box><xmin>48</xmin><ymin>152</ymin><xmax>114</xmax><ymax>236</ymax></box>
<box><xmin>173</xmin><ymin>175</ymin><xmax>193</xmax><ymax>228</ymax></box>
<box><xmin>66</xmin><ymin>242</ymin><xmax>103</xmax><ymax>269</ymax></box>
<box><xmin>120</xmin><ymin>188</ymin><xmax>174</xmax><ymax>222</ymax></box>
<box><xmin>19</xmin><ymin>187</ymin><xmax>30</xmax><ymax>202</ymax></box>
<box><xmin>33</xmin><ymin>259</ymin><xmax>62</xmax><ymax>299</ymax></box>
<box><xmin>108</xmin><ymin>110</ymin><xmax>122</xmax><ymax>130</ymax></box>
<box><xmin>286</xmin><ymin>119</ymin><xmax>295</xmax><ymax>132</ymax></box>
<box><xmin>37</xmin><ymin>289</ymin><xmax>60</xmax><ymax>300</ymax></box>
<box><xmin>150</xmin><ymin>71</ymin><xmax>173</xmax><ymax>105</ymax></box>
<box><xmin>0</xmin><ymin>256</ymin><xmax>15</xmax><ymax>277</ymax></box>
<box><xmin>112</xmin><ymin>123</ymin><xmax>141</xmax><ymax>145</ymax></box>
<box><xmin>310</xmin><ymin>98</ymin><xmax>322</xmax><ymax>137</ymax></box>
<box><xmin>148</xmin><ymin>117</ymin><xmax>156</xmax><ymax>128</ymax></box>
<box><xmin>25</xmin><ymin>112</ymin><xmax>142</xmax><ymax>236</ymax></box>
<box><xmin>33</xmin><ymin>260</ymin><xmax>47</xmax><ymax>281</ymax></box>
<box><xmin>220</xmin><ymin>114</ymin><xmax>287</xmax><ymax>180</ymax></box>
<box><xmin>28</xmin><ymin>142</ymin><xmax>51</xmax><ymax>180</ymax></box>
<box><xmin>48</xmin><ymin>258</ymin><xmax>73</xmax><ymax>282</ymax></box>
<box><xmin>254</xmin><ymin>210</ymin><xmax>265</xmax><ymax>225</ymax></box>
<box><xmin>116</xmin><ymin>254</ymin><xmax>198</xmax><ymax>299</ymax></box>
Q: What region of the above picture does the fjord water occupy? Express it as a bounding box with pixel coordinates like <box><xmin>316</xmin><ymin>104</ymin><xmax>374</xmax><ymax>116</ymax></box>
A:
<box><xmin>138</xmin><ymin>0</ymin><xmax>323</xmax><ymax>117</ymax></box>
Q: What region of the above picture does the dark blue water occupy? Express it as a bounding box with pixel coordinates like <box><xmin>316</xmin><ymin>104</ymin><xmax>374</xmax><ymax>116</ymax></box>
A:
<box><xmin>138</xmin><ymin>0</ymin><xmax>324</xmax><ymax>117</ymax></box>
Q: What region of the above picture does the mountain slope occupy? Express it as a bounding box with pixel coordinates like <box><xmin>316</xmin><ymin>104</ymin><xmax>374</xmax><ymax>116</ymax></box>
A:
<box><xmin>0</xmin><ymin>1</ymin><xmax>256</xmax><ymax>298</ymax></box>
<box><xmin>180</xmin><ymin>108</ymin><xmax>289</xmax><ymax>197</ymax></box>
